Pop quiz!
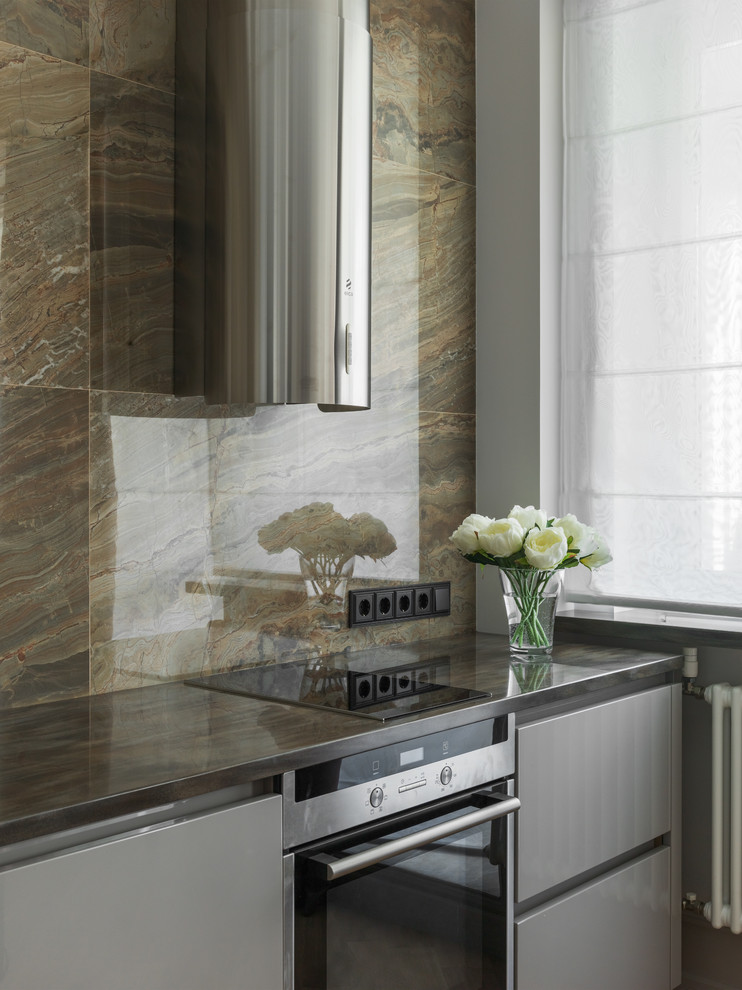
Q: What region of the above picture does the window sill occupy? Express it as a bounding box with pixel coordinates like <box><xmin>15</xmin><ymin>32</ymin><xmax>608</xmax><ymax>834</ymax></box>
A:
<box><xmin>555</xmin><ymin>604</ymin><xmax>742</xmax><ymax>652</ymax></box>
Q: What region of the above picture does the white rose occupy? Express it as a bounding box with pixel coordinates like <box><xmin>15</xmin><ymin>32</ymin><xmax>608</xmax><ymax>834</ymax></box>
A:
<box><xmin>581</xmin><ymin>529</ymin><xmax>612</xmax><ymax>570</ymax></box>
<box><xmin>478</xmin><ymin>517</ymin><xmax>524</xmax><ymax>557</ymax></box>
<box><xmin>467</xmin><ymin>513</ymin><xmax>493</xmax><ymax>533</ymax></box>
<box><xmin>509</xmin><ymin>504</ymin><xmax>548</xmax><ymax>533</ymax></box>
<box><xmin>553</xmin><ymin>513</ymin><xmax>590</xmax><ymax>552</ymax></box>
<box><xmin>524</xmin><ymin>525</ymin><xmax>568</xmax><ymax>570</ymax></box>
<box><xmin>450</xmin><ymin>514</ymin><xmax>491</xmax><ymax>554</ymax></box>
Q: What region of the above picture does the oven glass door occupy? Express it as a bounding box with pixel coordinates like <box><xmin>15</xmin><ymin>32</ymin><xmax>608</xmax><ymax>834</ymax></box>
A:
<box><xmin>292</xmin><ymin>783</ymin><xmax>515</xmax><ymax>990</ymax></box>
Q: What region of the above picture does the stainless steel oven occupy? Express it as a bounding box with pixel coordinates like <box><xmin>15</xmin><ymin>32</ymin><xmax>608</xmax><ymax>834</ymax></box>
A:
<box><xmin>282</xmin><ymin>715</ymin><xmax>518</xmax><ymax>990</ymax></box>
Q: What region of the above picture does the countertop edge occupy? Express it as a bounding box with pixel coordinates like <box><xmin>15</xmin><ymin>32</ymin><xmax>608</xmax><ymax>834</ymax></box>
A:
<box><xmin>0</xmin><ymin>645</ymin><xmax>682</xmax><ymax>849</ymax></box>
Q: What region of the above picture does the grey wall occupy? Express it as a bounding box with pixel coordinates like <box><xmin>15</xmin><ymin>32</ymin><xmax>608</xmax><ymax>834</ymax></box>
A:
<box><xmin>474</xmin><ymin>0</ymin><xmax>561</xmax><ymax>633</ymax></box>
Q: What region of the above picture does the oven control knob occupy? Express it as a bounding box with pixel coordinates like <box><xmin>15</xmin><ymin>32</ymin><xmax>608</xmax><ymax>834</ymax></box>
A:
<box><xmin>370</xmin><ymin>787</ymin><xmax>384</xmax><ymax>808</ymax></box>
<box><xmin>440</xmin><ymin>766</ymin><xmax>453</xmax><ymax>785</ymax></box>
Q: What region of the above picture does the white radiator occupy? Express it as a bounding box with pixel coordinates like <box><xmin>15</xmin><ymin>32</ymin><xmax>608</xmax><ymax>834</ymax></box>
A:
<box><xmin>705</xmin><ymin>682</ymin><xmax>742</xmax><ymax>932</ymax></box>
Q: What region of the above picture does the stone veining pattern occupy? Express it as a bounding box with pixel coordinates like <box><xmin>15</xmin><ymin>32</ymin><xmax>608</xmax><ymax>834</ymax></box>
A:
<box><xmin>0</xmin><ymin>0</ymin><xmax>476</xmax><ymax>708</ymax></box>
<box><xmin>89</xmin><ymin>71</ymin><xmax>174</xmax><ymax>394</ymax></box>
<box><xmin>0</xmin><ymin>386</ymin><xmax>89</xmax><ymax>707</ymax></box>
<box><xmin>0</xmin><ymin>0</ymin><xmax>89</xmax><ymax>65</ymax></box>
<box><xmin>0</xmin><ymin>43</ymin><xmax>89</xmax><ymax>389</ymax></box>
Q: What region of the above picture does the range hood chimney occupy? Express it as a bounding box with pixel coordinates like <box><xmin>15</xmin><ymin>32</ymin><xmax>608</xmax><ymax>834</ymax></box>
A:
<box><xmin>203</xmin><ymin>0</ymin><xmax>372</xmax><ymax>410</ymax></box>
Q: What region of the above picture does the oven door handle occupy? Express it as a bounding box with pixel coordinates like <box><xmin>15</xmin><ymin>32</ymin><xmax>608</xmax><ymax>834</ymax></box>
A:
<box><xmin>313</xmin><ymin>792</ymin><xmax>521</xmax><ymax>881</ymax></box>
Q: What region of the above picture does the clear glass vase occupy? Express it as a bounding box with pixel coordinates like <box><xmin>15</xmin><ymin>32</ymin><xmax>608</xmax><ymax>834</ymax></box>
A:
<box><xmin>498</xmin><ymin>567</ymin><xmax>563</xmax><ymax>659</ymax></box>
<box><xmin>298</xmin><ymin>555</ymin><xmax>355</xmax><ymax>604</ymax></box>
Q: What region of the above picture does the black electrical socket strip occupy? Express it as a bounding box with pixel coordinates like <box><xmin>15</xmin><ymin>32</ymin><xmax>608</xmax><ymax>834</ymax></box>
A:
<box><xmin>348</xmin><ymin>582</ymin><xmax>451</xmax><ymax>627</ymax></box>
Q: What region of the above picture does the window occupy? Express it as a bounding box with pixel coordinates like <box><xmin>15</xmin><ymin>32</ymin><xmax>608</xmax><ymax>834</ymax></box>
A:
<box><xmin>561</xmin><ymin>0</ymin><xmax>742</xmax><ymax>613</ymax></box>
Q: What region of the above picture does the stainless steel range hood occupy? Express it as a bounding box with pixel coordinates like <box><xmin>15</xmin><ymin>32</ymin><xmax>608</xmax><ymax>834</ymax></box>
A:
<box><xmin>203</xmin><ymin>0</ymin><xmax>372</xmax><ymax>410</ymax></box>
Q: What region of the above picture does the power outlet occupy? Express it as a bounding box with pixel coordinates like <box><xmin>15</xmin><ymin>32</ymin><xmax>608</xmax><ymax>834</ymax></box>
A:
<box><xmin>414</xmin><ymin>586</ymin><xmax>433</xmax><ymax>615</ymax></box>
<box><xmin>346</xmin><ymin>660</ymin><xmax>446</xmax><ymax>711</ymax></box>
<box><xmin>352</xmin><ymin>593</ymin><xmax>374</xmax><ymax>624</ymax></box>
<box><xmin>348</xmin><ymin>582</ymin><xmax>451</xmax><ymax>627</ymax></box>
<box><xmin>395</xmin><ymin>589</ymin><xmax>413</xmax><ymax>618</ymax></box>
<box><xmin>413</xmin><ymin>663</ymin><xmax>435</xmax><ymax>690</ymax></box>
<box><xmin>393</xmin><ymin>669</ymin><xmax>414</xmax><ymax>696</ymax></box>
<box><xmin>374</xmin><ymin>590</ymin><xmax>394</xmax><ymax>620</ymax></box>
<box><xmin>347</xmin><ymin>672</ymin><xmax>375</xmax><ymax>708</ymax></box>
<box><xmin>375</xmin><ymin>671</ymin><xmax>395</xmax><ymax>699</ymax></box>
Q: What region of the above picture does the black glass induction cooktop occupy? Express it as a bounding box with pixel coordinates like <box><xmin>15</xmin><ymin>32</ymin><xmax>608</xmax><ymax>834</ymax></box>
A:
<box><xmin>186</xmin><ymin>655</ymin><xmax>489</xmax><ymax>721</ymax></box>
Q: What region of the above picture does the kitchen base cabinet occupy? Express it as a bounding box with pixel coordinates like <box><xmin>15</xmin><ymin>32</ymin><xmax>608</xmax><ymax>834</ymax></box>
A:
<box><xmin>514</xmin><ymin>682</ymin><xmax>681</xmax><ymax>990</ymax></box>
<box><xmin>515</xmin><ymin>846</ymin><xmax>671</xmax><ymax>990</ymax></box>
<box><xmin>0</xmin><ymin>793</ymin><xmax>282</xmax><ymax>990</ymax></box>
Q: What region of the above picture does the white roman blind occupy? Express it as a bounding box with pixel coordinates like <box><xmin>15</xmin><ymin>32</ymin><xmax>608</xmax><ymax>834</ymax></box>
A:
<box><xmin>562</xmin><ymin>0</ymin><xmax>742</xmax><ymax>612</ymax></box>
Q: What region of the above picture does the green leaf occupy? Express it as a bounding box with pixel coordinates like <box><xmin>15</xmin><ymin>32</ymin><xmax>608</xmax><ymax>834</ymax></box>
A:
<box><xmin>463</xmin><ymin>550</ymin><xmax>499</xmax><ymax>567</ymax></box>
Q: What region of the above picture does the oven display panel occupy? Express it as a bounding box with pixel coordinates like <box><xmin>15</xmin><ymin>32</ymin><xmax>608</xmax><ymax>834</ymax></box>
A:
<box><xmin>293</xmin><ymin>716</ymin><xmax>508</xmax><ymax>801</ymax></box>
<box><xmin>399</xmin><ymin>745</ymin><xmax>424</xmax><ymax>767</ymax></box>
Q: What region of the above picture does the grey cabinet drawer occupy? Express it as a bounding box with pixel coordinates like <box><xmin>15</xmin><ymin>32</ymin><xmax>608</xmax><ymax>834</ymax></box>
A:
<box><xmin>0</xmin><ymin>794</ymin><xmax>283</xmax><ymax>990</ymax></box>
<box><xmin>516</xmin><ymin>685</ymin><xmax>671</xmax><ymax>901</ymax></box>
<box><xmin>515</xmin><ymin>846</ymin><xmax>671</xmax><ymax>990</ymax></box>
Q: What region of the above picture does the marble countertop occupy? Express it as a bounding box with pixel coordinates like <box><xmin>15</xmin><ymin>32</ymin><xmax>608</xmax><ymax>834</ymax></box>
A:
<box><xmin>0</xmin><ymin>634</ymin><xmax>681</xmax><ymax>848</ymax></box>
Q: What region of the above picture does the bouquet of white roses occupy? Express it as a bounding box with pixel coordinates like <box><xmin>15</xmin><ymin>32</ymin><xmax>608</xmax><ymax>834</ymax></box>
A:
<box><xmin>450</xmin><ymin>504</ymin><xmax>611</xmax><ymax>573</ymax></box>
<box><xmin>450</xmin><ymin>505</ymin><xmax>611</xmax><ymax>652</ymax></box>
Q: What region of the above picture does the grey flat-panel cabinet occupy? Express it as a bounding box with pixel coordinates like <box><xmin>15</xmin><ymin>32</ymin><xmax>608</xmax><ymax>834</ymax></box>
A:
<box><xmin>516</xmin><ymin>846</ymin><xmax>671</xmax><ymax>990</ymax></box>
<box><xmin>514</xmin><ymin>683</ymin><xmax>681</xmax><ymax>990</ymax></box>
<box><xmin>516</xmin><ymin>685</ymin><xmax>672</xmax><ymax>901</ymax></box>
<box><xmin>0</xmin><ymin>794</ymin><xmax>283</xmax><ymax>990</ymax></box>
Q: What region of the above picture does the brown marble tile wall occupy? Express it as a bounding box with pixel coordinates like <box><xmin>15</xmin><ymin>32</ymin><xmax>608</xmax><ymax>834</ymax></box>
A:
<box><xmin>371</xmin><ymin>0</ymin><xmax>475</xmax><ymax>186</ymax></box>
<box><xmin>89</xmin><ymin>72</ymin><xmax>175</xmax><ymax>394</ymax></box>
<box><xmin>0</xmin><ymin>386</ymin><xmax>89</xmax><ymax>707</ymax></box>
<box><xmin>89</xmin><ymin>0</ymin><xmax>175</xmax><ymax>92</ymax></box>
<box><xmin>419</xmin><ymin>411</ymin><xmax>476</xmax><ymax>634</ymax></box>
<box><xmin>0</xmin><ymin>43</ymin><xmax>89</xmax><ymax>389</ymax></box>
<box><xmin>0</xmin><ymin>0</ymin><xmax>476</xmax><ymax>708</ymax></box>
<box><xmin>0</xmin><ymin>0</ymin><xmax>88</xmax><ymax>65</ymax></box>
